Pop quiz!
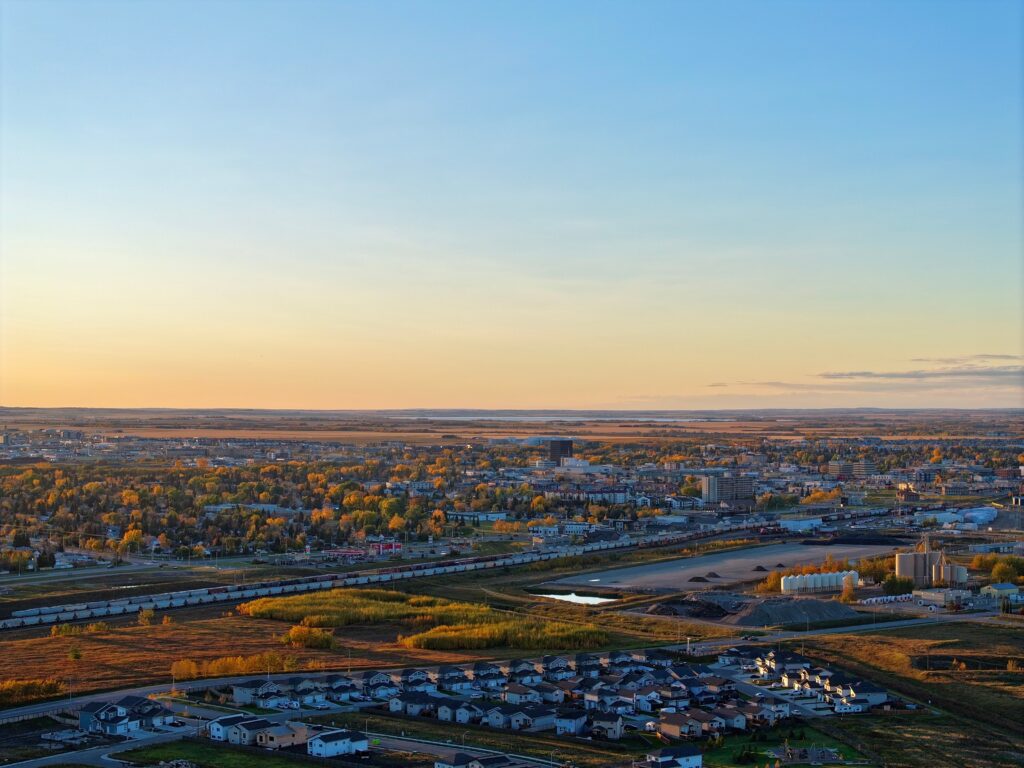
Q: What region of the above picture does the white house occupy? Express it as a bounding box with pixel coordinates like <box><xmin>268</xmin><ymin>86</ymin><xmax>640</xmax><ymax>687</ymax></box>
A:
<box><xmin>307</xmin><ymin>729</ymin><xmax>368</xmax><ymax>757</ymax></box>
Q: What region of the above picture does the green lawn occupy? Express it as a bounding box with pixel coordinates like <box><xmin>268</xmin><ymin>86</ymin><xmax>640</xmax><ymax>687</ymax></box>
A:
<box><xmin>119</xmin><ymin>741</ymin><xmax>308</xmax><ymax>768</ymax></box>
<box><xmin>314</xmin><ymin>710</ymin><xmax>657</xmax><ymax>768</ymax></box>
<box><xmin>702</xmin><ymin>725</ymin><xmax>864</xmax><ymax>767</ymax></box>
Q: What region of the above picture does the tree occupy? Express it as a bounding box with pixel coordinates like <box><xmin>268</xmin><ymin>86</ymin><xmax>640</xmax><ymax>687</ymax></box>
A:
<box><xmin>882</xmin><ymin>575</ymin><xmax>914</xmax><ymax>596</ymax></box>
<box><xmin>138</xmin><ymin>608</ymin><xmax>155</xmax><ymax>626</ymax></box>
<box><xmin>170</xmin><ymin>659</ymin><xmax>199</xmax><ymax>680</ymax></box>
<box><xmin>992</xmin><ymin>561</ymin><xmax>1018</xmax><ymax>584</ymax></box>
<box><xmin>840</xmin><ymin>573</ymin><xmax>857</xmax><ymax>603</ymax></box>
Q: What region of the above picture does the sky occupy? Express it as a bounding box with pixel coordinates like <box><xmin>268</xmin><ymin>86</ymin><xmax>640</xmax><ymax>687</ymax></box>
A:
<box><xmin>1</xmin><ymin>0</ymin><xmax>1022</xmax><ymax>410</ymax></box>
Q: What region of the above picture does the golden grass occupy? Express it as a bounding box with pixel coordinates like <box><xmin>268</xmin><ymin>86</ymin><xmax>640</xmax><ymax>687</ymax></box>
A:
<box><xmin>0</xmin><ymin>609</ymin><xmax>480</xmax><ymax>698</ymax></box>
<box><xmin>798</xmin><ymin>622</ymin><xmax>1024</xmax><ymax>731</ymax></box>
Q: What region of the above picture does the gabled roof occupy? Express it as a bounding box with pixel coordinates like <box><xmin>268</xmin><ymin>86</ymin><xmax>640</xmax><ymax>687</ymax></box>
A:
<box><xmin>314</xmin><ymin>728</ymin><xmax>365</xmax><ymax>744</ymax></box>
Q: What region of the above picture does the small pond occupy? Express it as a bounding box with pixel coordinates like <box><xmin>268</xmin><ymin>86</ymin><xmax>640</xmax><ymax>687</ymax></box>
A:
<box><xmin>531</xmin><ymin>591</ymin><xmax>617</xmax><ymax>605</ymax></box>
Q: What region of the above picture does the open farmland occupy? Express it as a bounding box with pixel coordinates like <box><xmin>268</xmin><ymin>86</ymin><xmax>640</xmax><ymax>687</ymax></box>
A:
<box><xmin>2</xmin><ymin>407</ymin><xmax>1018</xmax><ymax>442</ymax></box>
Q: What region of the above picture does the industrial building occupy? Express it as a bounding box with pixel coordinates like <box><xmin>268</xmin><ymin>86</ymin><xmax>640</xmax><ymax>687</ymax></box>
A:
<box><xmin>781</xmin><ymin>570</ymin><xmax>859</xmax><ymax>594</ymax></box>
<box><xmin>894</xmin><ymin>536</ymin><xmax>967</xmax><ymax>587</ymax></box>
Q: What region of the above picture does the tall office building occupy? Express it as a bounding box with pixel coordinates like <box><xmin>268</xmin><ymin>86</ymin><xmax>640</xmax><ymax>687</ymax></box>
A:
<box><xmin>547</xmin><ymin>439</ymin><xmax>574</xmax><ymax>465</ymax></box>
<box><xmin>701</xmin><ymin>474</ymin><xmax>755</xmax><ymax>504</ymax></box>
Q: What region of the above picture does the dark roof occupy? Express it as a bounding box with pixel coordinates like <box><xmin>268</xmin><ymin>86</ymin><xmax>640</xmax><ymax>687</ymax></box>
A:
<box><xmin>315</xmin><ymin>729</ymin><xmax>365</xmax><ymax>744</ymax></box>
<box><xmin>651</xmin><ymin>745</ymin><xmax>702</xmax><ymax>758</ymax></box>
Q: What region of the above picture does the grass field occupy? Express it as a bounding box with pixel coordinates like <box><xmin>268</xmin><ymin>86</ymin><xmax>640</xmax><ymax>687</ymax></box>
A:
<box><xmin>315</xmin><ymin>710</ymin><xmax>658</xmax><ymax>768</ymax></box>
<box><xmin>797</xmin><ymin>622</ymin><xmax>1024</xmax><ymax>731</ymax></box>
<box><xmin>825</xmin><ymin>713</ymin><xmax>1024</xmax><ymax>768</ymax></box>
<box><xmin>119</xmin><ymin>739</ymin><xmax>434</xmax><ymax>768</ymax></box>
<box><xmin>702</xmin><ymin>725</ymin><xmax>862</xmax><ymax>767</ymax></box>
<box><xmin>391</xmin><ymin>558</ymin><xmax>736</xmax><ymax>641</ymax></box>
<box><xmin>0</xmin><ymin>607</ymin><xmax>482</xmax><ymax>698</ymax></box>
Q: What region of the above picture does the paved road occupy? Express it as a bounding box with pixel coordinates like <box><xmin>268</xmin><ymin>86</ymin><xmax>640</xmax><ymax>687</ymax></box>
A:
<box><xmin>3</xmin><ymin>702</ymin><xmax>556</xmax><ymax>768</ymax></box>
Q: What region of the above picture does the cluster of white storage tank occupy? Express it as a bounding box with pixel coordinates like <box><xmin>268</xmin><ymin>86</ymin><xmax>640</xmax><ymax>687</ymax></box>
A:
<box><xmin>780</xmin><ymin>570</ymin><xmax>859</xmax><ymax>593</ymax></box>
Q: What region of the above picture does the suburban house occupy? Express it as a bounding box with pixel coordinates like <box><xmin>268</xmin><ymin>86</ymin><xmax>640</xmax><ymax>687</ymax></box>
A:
<box><xmin>256</xmin><ymin>722</ymin><xmax>311</xmax><ymax>750</ymax></box>
<box><xmin>389</xmin><ymin>692</ymin><xmax>446</xmax><ymax>717</ymax></box>
<box><xmin>231</xmin><ymin>679</ymin><xmax>281</xmax><ymax>706</ymax></box>
<box><xmin>589</xmin><ymin>714</ymin><xmax>624</xmax><ymax>740</ymax></box>
<box><xmin>644</xmin><ymin>745</ymin><xmax>703</xmax><ymax>768</ymax></box>
<box><xmin>353</xmin><ymin>670</ymin><xmax>400</xmax><ymax>698</ymax></box>
<box><xmin>78</xmin><ymin>696</ymin><xmax>173</xmax><ymax>736</ymax></box>
<box><xmin>227</xmin><ymin>718</ymin><xmax>274</xmax><ymax>745</ymax></box>
<box><xmin>554</xmin><ymin>708</ymin><xmax>588</xmax><ymax>736</ymax></box>
<box><xmin>503</xmin><ymin>683</ymin><xmax>542</xmax><ymax>705</ymax></box>
<box><xmin>307</xmin><ymin>729</ymin><xmax>369</xmax><ymax>757</ymax></box>
<box><xmin>435</xmin><ymin>666</ymin><xmax>474</xmax><ymax>693</ymax></box>
<box><xmin>541</xmin><ymin>655</ymin><xmax>574</xmax><ymax>680</ymax></box>
<box><xmin>658</xmin><ymin>713</ymin><xmax>703</xmax><ymax>740</ymax></box>
<box><xmin>208</xmin><ymin>714</ymin><xmax>252</xmax><ymax>741</ymax></box>
<box><xmin>395</xmin><ymin>668</ymin><xmax>437</xmax><ymax>692</ymax></box>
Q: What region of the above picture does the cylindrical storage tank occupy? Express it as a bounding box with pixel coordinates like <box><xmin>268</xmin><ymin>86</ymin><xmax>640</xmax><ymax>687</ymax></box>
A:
<box><xmin>809</xmin><ymin>573</ymin><xmax>823</xmax><ymax>591</ymax></box>
<box><xmin>780</xmin><ymin>575</ymin><xmax>791</xmax><ymax>593</ymax></box>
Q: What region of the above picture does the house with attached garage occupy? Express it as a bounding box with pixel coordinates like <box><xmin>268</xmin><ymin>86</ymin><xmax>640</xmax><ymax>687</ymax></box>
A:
<box><xmin>323</xmin><ymin>675</ymin><xmax>358</xmax><ymax>702</ymax></box>
<box><xmin>541</xmin><ymin>655</ymin><xmax>574</xmax><ymax>680</ymax></box>
<box><xmin>227</xmin><ymin>718</ymin><xmax>274</xmax><ymax>746</ymax></box>
<box><xmin>395</xmin><ymin>668</ymin><xmax>437</xmax><ymax>692</ymax></box>
<box><xmin>642</xmin><ymin>745</ymin><xmax>703</xmax><ymax>768</ymax></box>
<box><xmin>630</xmin><ymin>686</ymin><xmax>663</xmax><ymax>713</ymax></box>
<box><xmin>632</xmin><ymin>648</ymin><xmax>675</xmax><ymax>668</ymax></box>
<box><xmin>307</xmin><ymin>729</ymin><xmax>368</xmax><ymax>757</ymax></box>
<box><xmin>711</xmin><ymin>707</ymin><xmax>746</xmax><ymax>731</ymax></box>
<box><xmin>825</xmin><ymin>679</ymin><xmax>888</xmax><ymax>708</ymax></box>
<box><xmin>574</xmin><ymin>653</ymin><xmax>602</xmax><ymax>677</ymax></box>
<box><xmin>277</xmin><ymin>676</ymin><xmax>327</xmax><ymax>705</ymax></box>
<box><xmin>534</xmin><ymin>682</ymin><xmax>566</xmax><ymax>704</ymax></box>
<box><xmin>207</xmin><ymin>714</ymin><xmax>252</xmax><ymax>741</ymax></box>
<box><xmin>485</xmin><ymin>703</ymin><xmax>554</xmax><ymax>731</ymax></box>
<box><xmin>589</xmin><ymin>713</ymin><xmax>624</xmax><ymax>740</ymax></box>
<box><xmin>471</xmin><ymin>661</ymin><xmax>508</xmax><ymax>691</ymax></box>
<box><xmin>502</xmin><ymin>659</ymin><xmax>543</xmax><ymax>686</ymax></box>
<box><xmin>603</xmin><ymin>650</ymin><xmax>637</xmax><ymax>673</ymax></box>
<box><xmin>256</xmin><ymin>722</ymin><xmax>311</xmax><ymax>750</ymax></box>
<box><xmin>657</xmin><ymin>713</ymin><xmax>702</xmax><ymax>740</ymax></box>
<box><xmin>353</xmin><ymin>670</ymin><xmax>400</xmax><ymax>699</ymax></box>
<box><xmin>438</xmin><ymin>701</ymin><xmax>485</xmax><ymax>724</ymax></box>
<box><xmin>502</xmin><ymin>683</ymin><xmax>541</xmax><ymax>705</ymax></box>
<box><xmin>389</xmin><ymin>692</ymin><xmax>447</xmax><ymax>717</ymax></box>
<box><xmin>78</xmin><ymin>696</ymin><xmax>173</xmax><ymax>736</ymax></box>
<box><xmin>231</xmin><ymin>679</ymin><xmax>282</xmax><ymax>705</ymax></box>
<box><xmin>554</xmin><ymin>708</ymin><xmax>589</xmax><ymax>736</ymax></box>
<box><xmin>686</xmin><ymin>710</ymin><xmax>725</xmax><ymax>734</ymax></box>
<box><xmin>434</xmin><ymin>666</ymin><xmax>474</xmax><ymax>693</ymax></box>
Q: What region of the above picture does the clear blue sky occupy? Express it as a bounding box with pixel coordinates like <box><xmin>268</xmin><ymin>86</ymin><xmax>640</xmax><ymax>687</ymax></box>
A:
<box><xmin>1</xmin><ymin>0</ymin><xmax>1021</xmax><ymax>408</ymax></box>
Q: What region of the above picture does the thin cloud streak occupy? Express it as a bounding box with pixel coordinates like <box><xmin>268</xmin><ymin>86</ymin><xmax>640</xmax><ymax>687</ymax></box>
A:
<box><xmin>820</xmin><ymin>365</ymin><xmax>1023</xmax><ymax>381</ymax></box>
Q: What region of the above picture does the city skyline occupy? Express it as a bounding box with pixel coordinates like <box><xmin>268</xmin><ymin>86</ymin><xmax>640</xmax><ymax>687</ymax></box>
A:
<box><xmin>1</xmin><ymin>0</ymin><xmax>1022</xmax><ymax>409</ymax></box>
